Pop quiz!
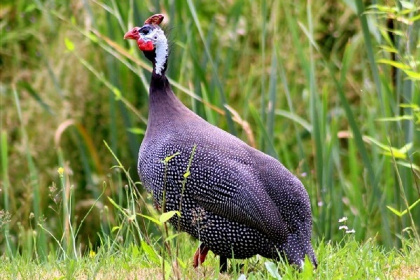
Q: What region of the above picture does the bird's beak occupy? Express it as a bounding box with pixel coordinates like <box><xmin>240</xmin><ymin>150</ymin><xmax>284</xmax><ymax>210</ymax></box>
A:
<box><xmin>124</xmin><ymin>28</ymin><xmax>138</xmax><ymax>40</ymax></box>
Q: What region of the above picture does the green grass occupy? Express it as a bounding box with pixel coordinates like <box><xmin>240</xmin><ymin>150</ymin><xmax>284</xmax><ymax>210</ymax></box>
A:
<box><xmin>1</xmin><ymin>0</ymin><xmax>419</xmax><ymax>278</ymax></box>
<box><xmin>1</xmin><ymin>237</ymin><xmax>419</xmax><ymax>280</ymax></box>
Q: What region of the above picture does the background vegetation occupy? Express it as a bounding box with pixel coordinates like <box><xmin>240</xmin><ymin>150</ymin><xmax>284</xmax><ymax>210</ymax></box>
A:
<box><xmin>1</xmin><ymin>0</ymin><xmax>419</xmax><ymax>278</ymax></box>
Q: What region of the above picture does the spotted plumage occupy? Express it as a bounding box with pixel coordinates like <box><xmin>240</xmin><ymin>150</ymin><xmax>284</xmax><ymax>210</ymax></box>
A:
<box><xmin>124</xmin><ymin>14</ymin><xmax>317</xmax><ymax>271</ymax></box>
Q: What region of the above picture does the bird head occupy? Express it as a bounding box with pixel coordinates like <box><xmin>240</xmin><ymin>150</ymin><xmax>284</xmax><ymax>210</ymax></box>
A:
<box><xmin>124</xmin><ymin>14</ymin><xmax>165</xmax><ymax>52</ymax></box>
<box><xmin>124</xmin><ymin>14</ymin><xmax>168</xmax><ymax>75</ymax></box>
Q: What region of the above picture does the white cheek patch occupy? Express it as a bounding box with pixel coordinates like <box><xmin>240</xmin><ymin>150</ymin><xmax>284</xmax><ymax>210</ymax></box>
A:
<box><xmin>153</xmin><ymin>29</ymin><xmax>168</xmax><ymax>75</ymax></box>
<box><xmin>142</xmin><ymin>28</ymin><xmax>168</xmax><ymax>75</ymax></box>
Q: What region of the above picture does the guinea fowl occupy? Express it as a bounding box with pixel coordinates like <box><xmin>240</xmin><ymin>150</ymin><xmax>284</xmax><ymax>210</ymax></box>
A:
<box><xmin>124</xmin><ymin>14</ymin><xmax>317</xmax><ymax>272</ymax></box>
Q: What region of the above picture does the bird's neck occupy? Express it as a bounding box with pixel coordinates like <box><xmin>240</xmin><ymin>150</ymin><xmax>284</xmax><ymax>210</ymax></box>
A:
<box><xmin>146</xmin><ymin>41</ymin><xmax>197</xmax><ymax>133</ymax></box>
<box><xmin>148</xmin><ymin>74</ymin><xmax>191</xmax><ymax>126</ymax></box>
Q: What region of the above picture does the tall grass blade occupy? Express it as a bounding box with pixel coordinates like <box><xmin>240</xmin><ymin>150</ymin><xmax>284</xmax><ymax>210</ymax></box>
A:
<box><xmin>306</xmin><ymin>2</ymin><xmax>324</xmax><ymax>193</ymax></box>
<box><xmin>13</xmin><ymin>86</ymin><xmax>47</xmax><ymax>260</ymax></box>
<box><xmin>266</xmin><ymin>50</ymin><xmax>277</xmax><ymax>149</ymax></box>
<box><xmin>1</xmin><ymin>130</ymin><xmax>13</xmax><ymax>257</ymax></box>
<box><xmin>249</xmin><ymin>105</ymin><xmax>278</xmax><ymax>159</ymax></box>
<box><xmin>186</xmin><ymin>0</ymin><xmax>236</xmax><ymax>135</ymax></box>
<box><xmin>260</xmin><ymin>0</ymin><xmax>268</xmax><ymax>151</ymax></box>
<box><xmin>277</xmin><ymin>58</ymin><xmax>309</xmax><ymax>175</ymax></box>
<box><xmin>355</xmin><ymin>0</ymin><xmax>384</xmax><ymax>113</ymax></box>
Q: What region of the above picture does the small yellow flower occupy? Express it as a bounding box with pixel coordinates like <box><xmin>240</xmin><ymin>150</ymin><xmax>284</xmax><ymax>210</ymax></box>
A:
<box><xmin>57</xmin><ymin>167</ymin><xmax>64</xmax><ymax>178</ymax></box>
<box><xmin>89</xmin><ymin>250</ymin><xmax>96</xmax><ymax>258</ymax></box>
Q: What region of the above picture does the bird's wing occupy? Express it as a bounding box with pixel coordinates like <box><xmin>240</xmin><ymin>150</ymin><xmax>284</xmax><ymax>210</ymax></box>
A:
<box><xmin>191</xmin><ymin>164</ymin><xmax>289</xmax><ymax>243</ymax></box>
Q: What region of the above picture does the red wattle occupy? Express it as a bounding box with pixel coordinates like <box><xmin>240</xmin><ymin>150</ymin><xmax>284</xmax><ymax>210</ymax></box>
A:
<box><xmin>137</xmin><ymin>39</ymin><xmax>154</xmax><ymax>51</ymax></box>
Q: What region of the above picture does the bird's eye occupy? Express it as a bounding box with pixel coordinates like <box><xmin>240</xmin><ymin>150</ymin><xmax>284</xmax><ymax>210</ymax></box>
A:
<box><xmin>140</xmin><ymin>26</ymin><xmax>151</xmax><ymax>35</ymax></box>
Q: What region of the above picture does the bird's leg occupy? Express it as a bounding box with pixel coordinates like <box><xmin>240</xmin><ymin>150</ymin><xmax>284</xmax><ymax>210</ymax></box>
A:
<box><xmin>193</xmin><ymin>243</ymin><xmax>209</xmax><ymax>268</ymax></box>
<box><xmin>219</xmin><ymin>255</ymin><xmax>228</xmax><ymax>273</ymax></box>
<box><xmin>153</xmin><ymin>201</ymin><xmax>161</xmax><ymax>211</ymax></box>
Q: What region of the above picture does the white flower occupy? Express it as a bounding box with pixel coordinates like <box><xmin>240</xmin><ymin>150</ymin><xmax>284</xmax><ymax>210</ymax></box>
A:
<box><xmin>338</xmin><ymin>217</ymin><xmax>348</xmax><ymax>223</ymax></box>
<box><xmin>339</xmin><ymin>225</ymin><xmax>348</xmax><ymax>230</ymax></box>
<box><xmin>346</xmin><ymin>229</ymin><xmax>356</xmax><ymax>234</ymax></box>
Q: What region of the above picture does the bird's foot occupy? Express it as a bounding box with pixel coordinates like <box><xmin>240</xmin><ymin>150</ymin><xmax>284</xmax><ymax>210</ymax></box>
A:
<box><xmin>193</xmin><ymin>244</ymin><xmax>209</xmax><ymax>268</ymax></box>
